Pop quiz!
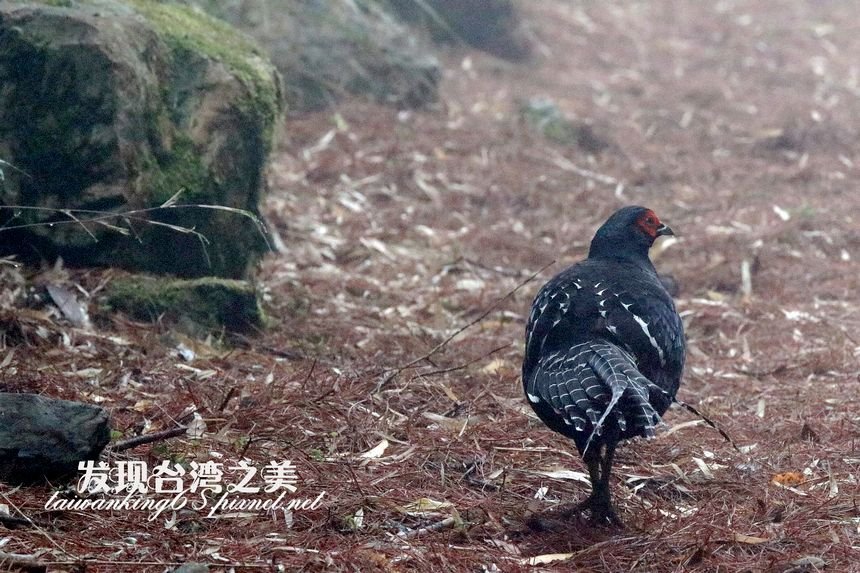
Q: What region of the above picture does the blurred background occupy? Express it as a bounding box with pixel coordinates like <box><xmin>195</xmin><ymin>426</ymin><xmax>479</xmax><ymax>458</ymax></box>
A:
<box><xmin>1</xmin><ymin>1</ymin><xmax>858</xmax><ymax>571</ymax></box>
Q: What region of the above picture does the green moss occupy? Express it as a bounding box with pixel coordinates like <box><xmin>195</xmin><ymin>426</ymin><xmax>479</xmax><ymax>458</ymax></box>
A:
<box><xmin>25</xmin><ymin>0</ymin><xmax>282</xmax><ymax>146</ymax></box>
<box><xmin>3</xmin><ymin>0</ymin><xmax>278</xmax><ymax>278</ymax></box>
<box><xmin>31</xmin><ymin>0</ymin><xmax>74</xmax><ymax>6</ymax></box>
<box><xmin>103</xmin><ymin>275</ymin><xmax>265</xmax><ymax>332</ymax></box>
<box><xmin>142</xmin><ymin>134</ymin><xmax>208</xmax><ymax>204</ymax></box>
<box><xmin>126</xmin><ymin>0</ymin><xmax>282</xmax><ymax>144</ymax></box>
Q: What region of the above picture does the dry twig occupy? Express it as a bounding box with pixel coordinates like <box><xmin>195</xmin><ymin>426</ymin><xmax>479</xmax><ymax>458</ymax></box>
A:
<box><xmin>376</xmin><ymin>261</ymin><xmax>554</xmax><ymax>391</ymax></box>
<box><xmin>107</xmin><ymin>426</ymin><xmax>188</xmax><ymax>453</ymax></box>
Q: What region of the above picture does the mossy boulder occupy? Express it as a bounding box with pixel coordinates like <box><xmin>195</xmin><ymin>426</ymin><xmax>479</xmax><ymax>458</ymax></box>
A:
<box><xmin>185</xmin><ymin>0</ymin><xmax>439</xmax><ymax>111</ymax></box>
<box><xmin>102</xmin><ymin>274</ymin><xmax>264</xmax><ymax>332</ymax></box>
<box><xmin>0</xmin><ymin>0</ymin><xmax>283</xmax><ymax>278</ymax></box>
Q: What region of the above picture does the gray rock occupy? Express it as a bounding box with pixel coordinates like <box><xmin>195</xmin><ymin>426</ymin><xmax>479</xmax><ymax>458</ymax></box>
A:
<box><xmin>0</xmin><ymin>393</ymin><xmax>110</xmax><ymax>483</ymax></box>
<box><xmin>0</xmin><ymin>0</ymin><xmax>282</xmax><ymax>278</ymax></box>
<box><xmin>188</xmin><ymin>0</ymin><xmax>440</xmax><ymax>110</ymax></box>
<box><xmin>388</xmin><ymin>0</ymin><xmax>532</xmax><ymax>61</ymax></box>
<box><xmin>782</xmin><ymin>556</ymin><xmax>826</xmax><ymax>573</ymax></box>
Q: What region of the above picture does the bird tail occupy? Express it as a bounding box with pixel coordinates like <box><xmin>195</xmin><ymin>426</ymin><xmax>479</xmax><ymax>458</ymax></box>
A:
<box><xmin>582</xmin><ymin>342</ymin><xmax>662</xmax><ymax>454</ymax></box>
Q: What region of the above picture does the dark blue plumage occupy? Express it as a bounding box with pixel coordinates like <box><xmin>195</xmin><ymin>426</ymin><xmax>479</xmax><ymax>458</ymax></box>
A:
<box><xmin>523</xmin><ymin>206</ymin><xmax>685</xmax><ymax>524</ymax></box>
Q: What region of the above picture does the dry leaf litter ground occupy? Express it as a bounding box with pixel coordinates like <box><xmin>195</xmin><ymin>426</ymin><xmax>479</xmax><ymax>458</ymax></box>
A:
<box><xmin>2</xmin><ymin>1</ymin><xmax>860</xmax><ymax>571</ymax></box>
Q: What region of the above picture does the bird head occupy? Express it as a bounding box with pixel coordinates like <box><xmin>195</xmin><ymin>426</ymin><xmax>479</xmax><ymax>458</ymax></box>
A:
<box><xmin>588</xmin><ymin>206</ymin><xmax>674</xmax><ymax>262</ymax></box>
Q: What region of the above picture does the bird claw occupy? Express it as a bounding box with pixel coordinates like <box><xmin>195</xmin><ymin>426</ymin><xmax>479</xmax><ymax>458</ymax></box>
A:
<box><xmin>557</xmin><ymin>496</ymin><xmax>624</xmax><ymax>528</ymax></box>
<box><xmin>590</xmin><ymin>503</ymin><xmax>623</xmax><ymax>527</ymax></box>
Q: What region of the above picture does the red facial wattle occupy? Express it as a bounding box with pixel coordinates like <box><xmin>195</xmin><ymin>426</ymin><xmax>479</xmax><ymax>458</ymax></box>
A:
<box><xmin>635</xmin><ymin>210</ymin><xmax>674</xmax><ymax>239</ymax></box>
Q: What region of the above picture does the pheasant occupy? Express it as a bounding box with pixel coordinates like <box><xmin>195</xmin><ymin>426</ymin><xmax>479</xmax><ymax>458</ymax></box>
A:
<box><xmin>522</xmin><ymin>206</ymin><xmax>685</xmax><ymax>525</ymax></box>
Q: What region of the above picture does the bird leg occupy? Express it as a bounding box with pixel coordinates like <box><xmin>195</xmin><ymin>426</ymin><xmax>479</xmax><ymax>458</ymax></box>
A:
<box><xmin>560</xmin><ymin>443</ymin><xmax>623</xmax><ymax>526</ymax></box>
<box><xmin>590</xmin><ymin>442</ymin><xmax>622</xmax><ymax>525</ymax></box>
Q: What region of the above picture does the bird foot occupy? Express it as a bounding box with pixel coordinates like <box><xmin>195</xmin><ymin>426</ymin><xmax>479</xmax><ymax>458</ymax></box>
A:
<box><xmin>557</xmin><ymin>496</ymin><xmax>624</xmax><ymax>527</ymax></box>
<box><xmin>589</xmin><ymin>502</ymin><xmax>623</xmax><ymax>527</ymax></box>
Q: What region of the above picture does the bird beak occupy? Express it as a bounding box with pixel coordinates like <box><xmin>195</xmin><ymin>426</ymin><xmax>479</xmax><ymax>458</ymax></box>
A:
<box><xmin>656</xmin><ymin>223</ymin><xmax>674</xmax><ymax>237</ymax></box>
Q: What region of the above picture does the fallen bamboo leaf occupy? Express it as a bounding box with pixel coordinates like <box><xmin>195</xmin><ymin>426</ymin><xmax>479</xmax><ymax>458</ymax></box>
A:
<box><xmin>174</xmin><ymin>364</ymin><xmax>217</xmax><ymax>379</ymax></box>
<box><xmin>733</xmin><ymin>533</ymin><xmax>770</xmax><ymax>545</ymax></box>
<box><xmin>481</xmin><ymin>358</ymin><xmax>509</xmax><ymax>375</ymax></box>
<box><xmin>132</xmin><ymin>399</ymin><xmax>154</xmax><ymax>412</ymax></box>
<box><xmin>827</xmin><ymin>463</ymin><xmax>839</xmax><ymax>499</ymax></box>
<box><xmin>740</xmin><ymin>259</ymin><xmax>752</xmax><ymax>300</ymax></box>
<box><xmin>187</xmin><ymin>413</ymin><xmax>206</xmax><ymax>439</ymax></box>
<box><xmin>64</xmin><ymin>367</ymin><xmax>103</xmax><ymax>378</ymax></box>
<box><xmin>486</xmin><ymin>468</ymin><xmax>505</xmax><ymax>480</ymax></box>
<box><xmin>773</xmin><ymin>205</ymin><xmax>791</xmax><ymax>221</ymax></box>
<box><xmin>772</xmin><ymin>481</ymin><xmax>808</xmax><ymax>496</ymax></box>
<box><xmin>440</xmin><ymin>385</ymin><xmax>459</xmax><ymax>402</ymax></box>
<box><xmin>398</xmin><ymin>498</ymin><xmax>453</xmax><ymax>516</ymax></box>
<box><xmin>658</xmin><ymin>504</ymin><xmax>698</xmax><ymax>519</ymax></box>
<box><xmin>360</xmin><ymin>439</ymin><xmax>389</xmax><ymax>459</ymax></box>
<box><xmin>663</xmin><ymin>419</ymin><xmax>704</xmax><ymax>436</ymax></box>
<box><xmin>0</xmin><ymin>349</ymin><xmax>13</xmax><ymax>369</ymax></box>
<box><xmin>47</xmin><ymin>283</ymin><xmax>91</xmax><ymax>329</ymax></box>
<box><xmin>346</xmin><ymin>507</ymin><xmax>364</xmax><ymax>530</ymax></box>
<box><xmin>455</xmin><ymin>278</ymin><xmax>485</xmax><ymax>292</ymax></box>
<box><xmin>692</xmin><ymin>457</ymin><xmax>714</xmax><ymax>479</ymax></box>
<box><xmin>528</xmin><ymin>469</ymin><xmax>590</xmax><ymax>484</ymax></box>
<box><xmin>422</xmin><ymin>412</ymin><xmax>481</xmax><ymax>431</ymax></box>
<box><xmin>523</xmin><ymin>553</ymin><xmax>575</xmax><ymax>565</ymax></box>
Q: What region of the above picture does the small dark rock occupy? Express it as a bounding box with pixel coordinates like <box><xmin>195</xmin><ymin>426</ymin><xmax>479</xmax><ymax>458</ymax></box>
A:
<box><xmin>800</xmin><ymin>422</ymin><xmax>820</xmax><ymax>443</ymax></box>
<box><xmin>0</xmin><ymin>393</ymin><xmax>110</xmax><ymax>483</ymax></box>
<box><xmin>177</xmin><ymin>509</ymin><xmax>207</xmax><ymax>534</ymax></box>
<box><xmin>782</xmin><ymin>555</ymin><xmax>826</xmax><ymax>573</ymax></box>
<box><xmin>520</xmin><ymin>97</ymin><xmax>610</xmax><ymax>153</ymax></box>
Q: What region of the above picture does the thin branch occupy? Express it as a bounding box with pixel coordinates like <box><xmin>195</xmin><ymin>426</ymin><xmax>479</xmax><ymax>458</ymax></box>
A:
<box><xmin>60</xmin><ymin>209</ymin><xmax>96</xmax><ymax>241</ymax></box>
<box><xmin>0</xmin><ymin>556</ymin><xmax>274</xmax><ymax>569</ymax></box>
<box><xmin>0</xmin><ymin>203</ymin><xmax>271</xmax><ymax>257</ymax></box>
<box><xmin>0</xmin><ymin>513</ymin><xmax>49</xmax><ymax>529</ymax></box>
<box><xmin>0</xmin><ymin>549</ymin><xmax>47</xmax><ymax>572</ymax></box>
<box><xmin>107</xmin><ymin>426</ymin><xmax>188</xmax><ymax>453</ymax></box>
<box><xmin>301</xmin><ymin>357</ymin><xmax>318</xmax><ymax>389</ymax></box>
<box><xmin>673</xmin><ymin>398</ymin><xmax>739</xmax><ymax>451</ymax></box>
<box><xmin>376</xmin><ymin>260</ymin><xmax>554</xmax><ymax>392</ymax></box>
<box><xmin>410</xmin><ymin>342</ymin><xmax>511</xmax><ymax>380</ymax></box>
<box><xmin>217</xmin><ymin>386</ymin><xmax>237</xmax><ymax>413</ymax></box>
